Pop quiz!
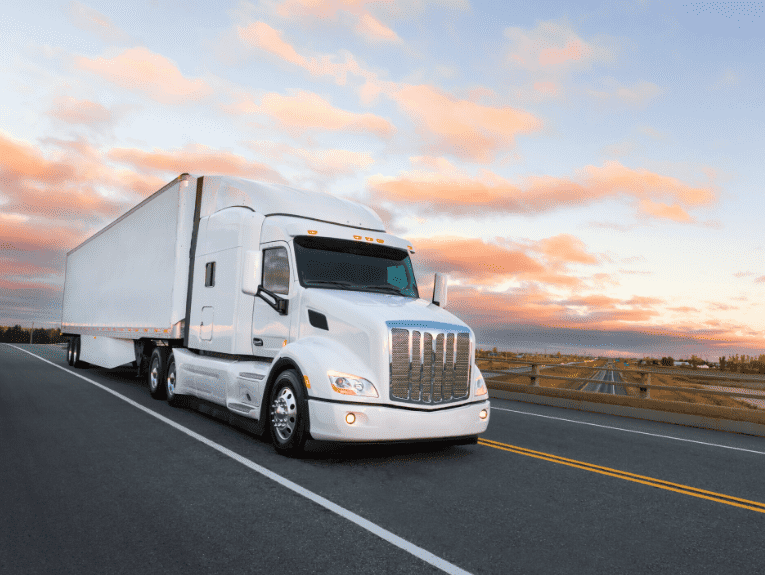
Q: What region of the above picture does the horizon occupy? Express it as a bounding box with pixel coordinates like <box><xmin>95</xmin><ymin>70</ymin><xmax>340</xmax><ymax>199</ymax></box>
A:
<box><xmin>1</xmin><ymin>1</ymin><xmax>763</xmax><ymax>358</ymax></box>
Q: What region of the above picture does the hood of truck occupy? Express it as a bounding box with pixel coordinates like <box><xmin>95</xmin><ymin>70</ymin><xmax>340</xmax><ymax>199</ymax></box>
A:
<box><xmin>302</xmin><ymin>288</ymin><xmax>471</xmax><ymax>331</ymax></box>
<box><xmin>297</xmin><ymin>288</ymin><xmax>474</xmax><ymax>406</ymax></box>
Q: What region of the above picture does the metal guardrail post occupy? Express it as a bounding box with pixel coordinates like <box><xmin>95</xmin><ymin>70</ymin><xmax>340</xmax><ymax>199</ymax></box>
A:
<box><xmin>640</xmin><ymin>372</ymin><xmax>650</xmax><ymax>399</ymax></box>
<box><xmin>530</xmin><ymin>363</ymin><xmax>540</xmax><ymax>386</ymax></box>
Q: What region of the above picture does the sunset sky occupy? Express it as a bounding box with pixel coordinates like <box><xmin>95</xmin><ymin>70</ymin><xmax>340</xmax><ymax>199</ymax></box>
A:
<box><xmin>1</xmin><ymin>0</ymin><xmax>763</xmax><ymax>358</ymax></box>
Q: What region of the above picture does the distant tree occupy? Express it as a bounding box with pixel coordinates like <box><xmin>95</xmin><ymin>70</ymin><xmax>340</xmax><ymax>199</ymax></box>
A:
<box><xmin>2</xmin><ymin>325</ymin><xmax>27</xmax><ymax>343</ymax></box>
<box><xmin>660</xmin><ymin>356</ymin><xmax>675</xmax><ymax>367</ymax></box>
<box><xmin>719</xmin><ymin>356</ymin><xmax>726</xmax><ymax>371</ymax></box>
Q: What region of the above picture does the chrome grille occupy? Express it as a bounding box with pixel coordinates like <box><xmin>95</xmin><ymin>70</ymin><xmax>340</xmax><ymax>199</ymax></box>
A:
<box><xmin>388</xmin><ymin>324</ymin><xmax>471</xmax><ymax>404</ymax></box>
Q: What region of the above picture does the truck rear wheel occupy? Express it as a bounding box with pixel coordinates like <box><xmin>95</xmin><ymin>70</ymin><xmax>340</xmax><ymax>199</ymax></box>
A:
<box><xmin>148</xmin><ymin>347</ymin><xmax>169</xmax><ymax>400</ymax></box>
<box><xmin>268</xmin><ymin>370</ymin><xmax>308</xmax><ymax>456</ymax></box>
<box><xmin>72</xmin><ymin>337</ymin><xmax>84</xmax><ymax>368</ymax></box>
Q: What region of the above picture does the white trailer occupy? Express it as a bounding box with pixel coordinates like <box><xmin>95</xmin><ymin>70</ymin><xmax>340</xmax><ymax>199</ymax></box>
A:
<box><xmin>62</xmin><ymin>174</ymin><xmax>490</xmax><ymax>455</ymax></box>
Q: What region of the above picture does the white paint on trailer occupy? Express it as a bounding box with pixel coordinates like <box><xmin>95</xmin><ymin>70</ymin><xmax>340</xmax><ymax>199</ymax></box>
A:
<box><xmin>7</xmin><ymin>345</ymin><xmax>476</xmax><ymax>575</ymax></box>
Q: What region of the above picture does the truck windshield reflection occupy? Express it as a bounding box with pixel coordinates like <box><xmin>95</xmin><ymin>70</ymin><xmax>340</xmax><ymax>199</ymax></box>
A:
<box><xmin>293</xmin><ymin>236</ymin><xmax>419</xmax><ymax>298</ymax></box>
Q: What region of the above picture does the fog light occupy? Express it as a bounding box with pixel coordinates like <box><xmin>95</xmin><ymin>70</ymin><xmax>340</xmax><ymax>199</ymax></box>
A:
<box><xmin>345</xmin><ymin>413</ymin><xmax>356</xmax><ymax>425</ymax></box>
<box><xmin>479</xmin><ymin>409</ymin><xmax>488</xmax><ymax>420</ymax></box>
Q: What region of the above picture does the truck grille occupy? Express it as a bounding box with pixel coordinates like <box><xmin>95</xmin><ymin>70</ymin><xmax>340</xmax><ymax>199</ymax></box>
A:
<box><xmin>388</xmin><ymin>322</ymin><xmax>471</xmax><ymax>404</ymax></box>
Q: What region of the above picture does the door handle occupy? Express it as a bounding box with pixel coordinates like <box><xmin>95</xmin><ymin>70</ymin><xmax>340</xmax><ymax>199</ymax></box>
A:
<box><xmin>253</xmin><ymin>338</ymin><xmax>263</xmax><ymax>346</ymax></box>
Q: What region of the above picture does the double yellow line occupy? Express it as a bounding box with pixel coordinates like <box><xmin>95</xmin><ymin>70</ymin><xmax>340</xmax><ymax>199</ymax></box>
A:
<box><xmin>478</xmin><ymin>438</ymin><xmax>765</xmax><ymax>514</ymax></box>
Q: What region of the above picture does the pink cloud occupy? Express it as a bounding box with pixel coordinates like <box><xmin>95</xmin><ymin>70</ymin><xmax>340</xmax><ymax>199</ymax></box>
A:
<box><xmin>76</xmin><ymin>47</ymin><xmax>212</xmax><ymax>105</ymax></box>
<box><xmin>638</xmin><ymin>198</ymin><xmax>693</xmax><ymax>222</ymax></box>
<box><xmin>391</xmin><ymin>84</ymin><xmax>542</xmax><ymax>163</ymax></box>
<box><xmin>66</xmin><ymin>1</ymin><xmax>132</xmax><ymax>44</ymax></box>
<box><xmin>224</xmin><ymin>90</ymin><xmax>395</xmax><ymax>138</ymax></box>
<box><xmin>49</xmin><ymin>97</ymin><xmax>113</xmax><ymax>126</ymax></box>
<box><xmin>108</xmin><ymin>144</ymin><xmax>286</xmax><ymax>183</ymax></box>
<box><xmin>504</xmin><ymin>20</ymin><xmax>617</xmax><ymax>72</ymax></box>
<box><xmin>355</xmin><ymin>13</ymin><xmax>401</xmax><ymax>43</ymax></box>
<box><xmin>368</xmin><ymin>159</ymin><xmax>715</xmax><ymax>221</ymax></box>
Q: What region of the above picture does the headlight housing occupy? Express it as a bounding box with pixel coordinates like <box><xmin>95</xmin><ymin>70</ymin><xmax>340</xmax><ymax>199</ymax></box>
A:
<box><xmin>474</xmin><ymin>375</ymin><xmax>487</xmax><ymax>397</ymax></box>
<box><xmin>328</xmin><ymin>371</ymin><xmax>379</xmax><ymax>398</ymax></box>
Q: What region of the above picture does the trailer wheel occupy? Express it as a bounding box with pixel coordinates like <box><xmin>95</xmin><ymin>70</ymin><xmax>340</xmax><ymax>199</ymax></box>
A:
<box><xmin>67</xmin><ymin>338</ymin><xmax>75</xmax><ymax>366</ymax></box>
<box><xmin>148</xmin><ymin>347</ymin><xmax>169</xmax><ymax>400</ymax></box>
<box><xmin>72</xmin><ymin>337</ymin><xmax>84</xmax><ymax>368</ymax></box>
<box><xmin>165</xmin><ymin>353</ymin><xmax>181</xmax><ymax>407</ymax></box>
<box><xmin>268</xmin><ymin>370</ymin><xmax>308</xmax><ymax>456</ymax></box>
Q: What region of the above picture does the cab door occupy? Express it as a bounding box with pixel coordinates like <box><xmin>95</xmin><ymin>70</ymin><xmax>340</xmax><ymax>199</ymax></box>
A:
<box><xmin>251</xmin><ymin>241</ymin><xmax>294</xmax><ymax>357</ymax></box>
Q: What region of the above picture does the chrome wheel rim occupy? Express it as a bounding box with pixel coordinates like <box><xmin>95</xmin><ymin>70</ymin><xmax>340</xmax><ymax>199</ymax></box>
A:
<box><xmin>166</xmin><ymin>365</ymin><xmax>175</xmax><ymax>399</ymax></box>
<box><xmin>270</xmin><ymin>386</ymin><xmax>297</xmax><ymax>442</ymax></box>
<box><xmin>73</xmin><ymin>343</ymin><xmax>79</xmax><ymax>365</ymax></box>
<box><xmin>149</xmin><ymin>358</ymin><xmax>159</xmax><ymax>392</ymax></box>
<box><xmin>67</xmin><ymin>342</ymin><xmax>73</xmax><ymax>364</ymax></box>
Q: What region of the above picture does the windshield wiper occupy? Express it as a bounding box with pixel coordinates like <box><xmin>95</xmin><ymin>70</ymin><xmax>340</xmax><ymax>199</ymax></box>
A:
<box><xmin>304</xmin><ymin>280</ymin><xmax>356</xmax><ymax>289</ymax></box>
<box><xmin>358</xmin><ymin>285</ymin><xmax>405</xmax><ymax>295</ymax></box>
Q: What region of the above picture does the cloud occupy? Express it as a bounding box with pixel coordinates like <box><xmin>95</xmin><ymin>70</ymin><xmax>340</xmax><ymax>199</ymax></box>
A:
<box><xmin>637</xmin><ymin>198</ymin><xmax>693</xmax><ymax>222</ymax></box>
<box><xmin>65</xmin><ymin>1</ymin><xmax>132</xmax><ymax>45</ymax></box>
<box><xmin>755</xmin><ymin>276</ymin><xmax>765</xmax><ymax>283</ymax></box>
<box><xmin>265</xmin><ymin>0</ymin><xmax>467</xmax><ymax>42</ymax></box>
<box><xmin>223</xmin><ymin>90</ymin><xmax>395</xmax><ymax>138</ymax></box>
<box><xmin>668</xmin><ymin>306</ymin><xmax>699</xmax><ymax>313</ymax></box>
<box><xmin>236</xmin><ymin>21</ymin><xmax>384</xmax><ymax>88</ymax></box>
<box><xmin>76</xmin><ymin>47</ymin><xmax>212</xmax><ymax>105</ymax></box>
<box><xmin>504</xmin><ymin>20</ymin><xmax>618</xmax><ymax>73</ymax></box>
<box><xmin>390</xmin><ymin>84</ymin><xmax>543</xmax><ymax>163</ymax></box>
<box><xmin>354</xmin><ymin>13</ymin><xmax>401</xmax><ymax>43</ymax></box>
<box><xmin>108</xmin><ymin>144</ymin><xmax>286</xmax><ymax>183</ymax></box>
<box><xmin>408</xmin><ymin>234</ymin><xmax>602</xmax><ymax>289</ymax></box>
<box><xmin>48</xmin><ymin>96</ymin><xmax>113</xmax><ymax>127</ymax></box>
<box><xmin>733</xmin><ymin>271</ymin><xmax>754</xmax><ymax>278</ymax></box>
<box><xmin>368</xmin><ymin>158</ymin><xmax>715</xmax><ymax>221</ymax></box>
<box><xmin>249</xmin><ymin>141</ymin><xmax>374</xmax><ymax>176</ymax></box>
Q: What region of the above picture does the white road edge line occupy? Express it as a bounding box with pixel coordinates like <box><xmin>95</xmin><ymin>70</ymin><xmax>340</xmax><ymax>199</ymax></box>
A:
<box><xmin>490</xmin><ymin>404</ymin><xmax>765</xmax><ymax>455</ymax></box>
<box><xmin>6</xmin><ymin>344</ymin><xmax>474</xmax><ymax>575</ymax></box>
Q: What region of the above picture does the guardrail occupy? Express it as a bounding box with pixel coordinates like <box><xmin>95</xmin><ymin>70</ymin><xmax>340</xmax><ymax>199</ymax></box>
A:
<box><xmin>478</xmin><ymin>359</ymin><xmax>765</xmax><ymax>405</ymax></box>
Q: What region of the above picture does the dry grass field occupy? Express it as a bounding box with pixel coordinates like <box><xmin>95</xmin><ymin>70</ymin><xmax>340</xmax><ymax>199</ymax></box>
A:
<box><xmin>617</xmin><ymin>367</ymin><xmax>765</xmax><ymax>411</ymax></box>
<box><xmin>478</xmin><ymin>357</ymin><xmax>765</xmax><ymax>412</ymax></box>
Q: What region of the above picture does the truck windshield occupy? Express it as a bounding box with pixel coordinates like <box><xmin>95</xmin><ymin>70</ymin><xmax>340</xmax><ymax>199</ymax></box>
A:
<box><xmin>293</xmin><ymin>236</ymin><xmax>419</xmax><ymax>298</ymax></box>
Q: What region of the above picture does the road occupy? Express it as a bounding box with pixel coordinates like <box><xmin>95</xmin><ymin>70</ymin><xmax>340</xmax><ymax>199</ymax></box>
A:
<box><xmin>579</xmin><ymin>362</ymin><xmax>628</xmax><ymax>395</ymax></box>
<box><xmin>2</xmin><ymin>344</ymin><xmax>765</xmax><ymax>574</ymax></box>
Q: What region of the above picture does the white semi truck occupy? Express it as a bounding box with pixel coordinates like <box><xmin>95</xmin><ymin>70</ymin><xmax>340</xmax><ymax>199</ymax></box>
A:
<box><xmin>61</xmin><ymin>174</ymin><xmax>490</xmax><ymax>455</ymax></box>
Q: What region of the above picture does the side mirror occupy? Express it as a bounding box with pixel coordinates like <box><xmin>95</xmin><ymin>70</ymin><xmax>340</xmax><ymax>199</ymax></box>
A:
<box><xmin>242</xmin><ymin>250</ymin><xmax>261</xmax><ymax>295</ymax></box>
<box><xmin>432</xmin><ymin>273</ymin><xmax>448</xmax><ymax>308</ymax></box>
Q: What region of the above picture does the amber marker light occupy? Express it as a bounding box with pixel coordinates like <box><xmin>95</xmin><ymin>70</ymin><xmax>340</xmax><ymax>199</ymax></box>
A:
<box><xmin>353</xmin><ymin>235</ymin><xmax>362</xmax><ymax>240</ymax></box>
<box><xmin>304</xmin><ymin>375</ymin><xmax>311</xmax><ymax>389</ymax></box>
<box><xmin>376</xmin><ymin>239</ymin><xmax>384</xmax><ymax>243</ymax></box>
<box><xmin>308</xmin><ymin>230</ymin><xmax>318</xmax><ymax>234</ymax></box>
<box><xmin>282</xmin><ymin>340</ymin><xmax>287</xmax><ymax>347</ymax></box>
<box><xmin>479</xmin><ymin>409</ymin><xmax>488</xmax><ymax>420</ymax></box>
<box><xmin>345</xmin><ymin>413</ymin><xmax>356</xmax><ymax>425</ymax></box>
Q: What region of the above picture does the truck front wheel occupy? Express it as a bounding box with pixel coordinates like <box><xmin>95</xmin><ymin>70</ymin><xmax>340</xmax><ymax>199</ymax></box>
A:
<box><xmin>165</xmin><ymin>353</ymin><xmax>181</xmax><ymax>407</ymax></box>
<box><xmin>67</xmin><ymin>338</ymin><xmax>75</xmax><ymax>366</ymax></box>
<box><xmin>72</xmin><ymin>337</ymin><xmax>84</xmax><ymax>368</ymax></box>
<box><xmin>268</xmin><ymin>370</ymin><xmax>308</xmax><ymax>456</ymax></box>
<box><xmin>148</xmin><ymin>347</ymin><xmax>169</xmax><ymax>400</ymax></box>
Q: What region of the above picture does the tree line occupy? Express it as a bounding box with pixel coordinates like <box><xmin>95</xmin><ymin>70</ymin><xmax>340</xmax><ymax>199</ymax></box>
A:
<box><xmin>719</xmin><ymin>354</ymin><xmax>765</xmax><ymax>374</ymax></box>
<box><xmin>0</xmin><ymin>325</ymin><xmax>65</xmax><ymax>344</ymax></box>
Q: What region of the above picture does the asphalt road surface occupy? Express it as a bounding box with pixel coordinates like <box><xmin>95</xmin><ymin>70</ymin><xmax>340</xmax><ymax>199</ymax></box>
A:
<box><xmin>3</xmin><ymin>344</ymin><xmax>765</xmax><ymax>575</ymax></box>
<box><xmin>579</xmin><ymin>362</ymin><xmax>628</xmax><ymax>395</ymax></box>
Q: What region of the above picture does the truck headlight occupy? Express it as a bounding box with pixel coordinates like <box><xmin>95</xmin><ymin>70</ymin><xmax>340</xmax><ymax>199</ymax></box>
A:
<box><xmin>475</xmin><ymin>376</ymin><xmax>487</xmax><ymax>397</ymax></box>
<box><xmin>328</xmin><ymin>371</ymin><xmax>379</xmax><ymax>398</ymax></box>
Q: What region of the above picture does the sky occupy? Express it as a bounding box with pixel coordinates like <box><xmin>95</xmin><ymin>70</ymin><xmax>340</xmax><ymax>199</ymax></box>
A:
<box><xmin>1</xmin><ymin>0</ymin><xmax>763</xmax><ymax>359</ymax></box>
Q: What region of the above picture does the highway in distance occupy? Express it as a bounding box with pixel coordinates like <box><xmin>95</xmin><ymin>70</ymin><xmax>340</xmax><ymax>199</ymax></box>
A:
<box><xmin>2</xmin><ymin>344</ymin><xmax>765</xmax><ymax>575</ymax></box>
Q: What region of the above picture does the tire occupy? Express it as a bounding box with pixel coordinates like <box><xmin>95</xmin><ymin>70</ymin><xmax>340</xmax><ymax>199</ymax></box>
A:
<box><xmin>165</xmin><ymin>353</ymin><xmax>181</xmax><ymax>407</ymax></box>
<box><xmin>72</xmin><ymin>337</ymin><xmax>84</xmax><ymax>368</ymax></box>
<box><xmin>67</xmin><ymin>338</ymin><xmax>75</xmax><ymax>366</ymax></box>
<box><xmin>148</xmin><ymin>347</ymin><xmax>169</xmax><ymax>400</ymax></box>
<box><xmin>268</xmin><ymin>370</ymin><xmax>308</xmax><ymax>456</ymax></box>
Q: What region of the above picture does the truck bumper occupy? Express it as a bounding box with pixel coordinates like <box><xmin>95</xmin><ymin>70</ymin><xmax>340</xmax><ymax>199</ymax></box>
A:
<box><xmin>307</xmin><ymin>398</ymin><xmax>490</xmax><ymax>442</ymax></box>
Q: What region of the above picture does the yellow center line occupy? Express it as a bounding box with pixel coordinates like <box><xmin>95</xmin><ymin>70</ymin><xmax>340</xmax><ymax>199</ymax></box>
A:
<box><xmin>478</xmin><ymin>438</ymin><xmax>765</xmax><ymax>514</ymax></box>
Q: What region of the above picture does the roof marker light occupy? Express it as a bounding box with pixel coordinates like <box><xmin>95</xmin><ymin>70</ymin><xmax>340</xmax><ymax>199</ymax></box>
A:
<box><xmin>365</xmin><ymin>237</ymin><xmax>373</xmax><ymax>241</ymax></box>
<box><xmin>308</xmin><ymin>230</ymin><xmax>318</xmax><ymax>235</ymax></box>
<box><xmin>353</xmin><ymin>235</ymin><xmax>362</xmax><ymax>240</ymax></box>
<box><xmin>376</xmin><ymin>239</ymin><xmax>384</xmax><ymax>243</ymax></box>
